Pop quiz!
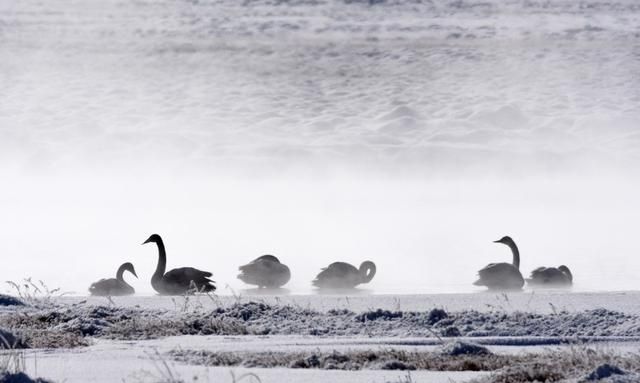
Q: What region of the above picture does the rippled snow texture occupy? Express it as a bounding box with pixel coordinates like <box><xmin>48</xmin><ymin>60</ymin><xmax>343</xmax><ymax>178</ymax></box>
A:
<box><xmin>1</xmin><ymin>0</ymin><xmax>639</xmax><ymax>172</ymax></box>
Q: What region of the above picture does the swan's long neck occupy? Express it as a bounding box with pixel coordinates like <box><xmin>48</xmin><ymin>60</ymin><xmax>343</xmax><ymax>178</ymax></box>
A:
<box><xmin>506</xmin><ymin>241</ymin><xmax>520</xmax><ymax>269</ymax></box>
<box><xmin>359</xmin><ymin>261</ymin><xmax>376</xmax><ymax>283</ymax></box>
<box><xmin>116</xmin><ymin>264</ymin><xmax>127</xmax><ymax>282</ymax></box>
<box><xmin>153</xmin><ymin>239</ymin><xmax>167</xmax><ymax>282</ymax></box>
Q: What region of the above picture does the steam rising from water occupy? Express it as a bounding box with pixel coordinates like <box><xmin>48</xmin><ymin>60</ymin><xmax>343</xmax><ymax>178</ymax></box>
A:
<box><xmin>1</xmin><ymin>0</ymin><xmax>639</xmax><ymax>294</ymax></box>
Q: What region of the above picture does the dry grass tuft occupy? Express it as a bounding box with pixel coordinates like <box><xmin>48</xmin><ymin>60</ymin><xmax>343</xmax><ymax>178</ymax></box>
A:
<box><xmin>131</xmin><ymin>349</ymin><xmax>262</xmax><ymax>383</ymax></box>
<box><xmin>168</xmin><ymin>346</ymin><xmax>640</xmax><ymax>382</ymax></box>
<box><xmin>169</xmin><ymin>348</ymin><xmax>517</xmax><ymax>372</ymax></box>
<box><xmin>0</xmin><ymin>346</ymin><xmax>53</xmax><ymax>383</ymax></box>
<box><xmin>5</xmin><ymin>279</ymin><xmax>68</xmax><ymax>308</ymax></box>
<box><xmin>475</xmin><ymin>347</ymin><xmax>640</xmax><ymax>383</ymax></box>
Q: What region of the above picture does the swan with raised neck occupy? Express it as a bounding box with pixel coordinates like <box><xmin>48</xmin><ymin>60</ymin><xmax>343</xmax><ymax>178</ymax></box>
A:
<box><xmin>473</xmin><ymin>235</ymin><xmax>524</xmax><ymax>290</ymax></box>
<box><xmin>142</xmin><ymin>234</ymin><xmax>216</xmax><ymax>295</ymax></box>
<box><xmin>493</xmin><ymin>236</ymin><xmax>520</xmax><ymax>269</ymax></box>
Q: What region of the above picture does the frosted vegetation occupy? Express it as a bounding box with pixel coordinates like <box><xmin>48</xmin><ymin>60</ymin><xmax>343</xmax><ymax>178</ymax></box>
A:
<box><xmin>168</xmin><ymin>347</ymin><xmax>640</xmax><ymax>382</ymax></box>
<box><xmin>3</xmin><ymin>300</ymin><xmax>640</xmax><ymax>347</ymax></box>
<box><xmin>3</xmin><ymin>294</ymin><xmax>640</xmax><ymax>381</ymax></box>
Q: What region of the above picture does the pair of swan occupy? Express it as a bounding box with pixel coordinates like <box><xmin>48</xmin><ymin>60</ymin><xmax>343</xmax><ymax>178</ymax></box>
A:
<box><xmin>237</xmin><ymin>257</ymin><xmax>376</xmax><ymax>289</ymax></box>
<box><xmin>474</xmin><ymin>236</ymin><xmax>573</xmax><ymax>290</ymax></box>
<box><xmin>91</xmin><ymin>233</ymin><xmax>376</xmax><ymax>296</ymax></box>
<box><xmin>90</xmin><ymin>234</ymin><xmax>215</xmax><ymax>296</ymax></box>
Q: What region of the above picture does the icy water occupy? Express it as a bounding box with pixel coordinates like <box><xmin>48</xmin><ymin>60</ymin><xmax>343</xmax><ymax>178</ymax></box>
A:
<box><xmin>1</xmin><ymin>0</ymin><xmax>640</xmax><ymax>295</ymax></box>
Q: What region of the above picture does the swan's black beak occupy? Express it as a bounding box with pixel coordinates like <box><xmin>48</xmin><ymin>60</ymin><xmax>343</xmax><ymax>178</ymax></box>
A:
<box><xmin>493</xmin><ymin>239</ymin><xmax>502</xmax><ymax>243</ymax></box>
<box><xmin>132</xmin><ymin>270</ymin><xmax>139</xmax><ymax>278</ymax></box>
<box><xmin>142</xmin><ymin>238</ymin><xmax>152</xmax><ymax>245</ymax></box>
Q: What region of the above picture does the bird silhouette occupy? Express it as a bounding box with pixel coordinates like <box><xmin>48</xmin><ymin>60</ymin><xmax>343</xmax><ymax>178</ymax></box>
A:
<box><xmin>238</xmin><ymin>255</ymin><xmax>291</xmax><ymax>288</ymax></box>
<box><xmin>142</xmin><ymin>234</ymin><xmax>215</xmax><ymax>295</ymax></box>
<box><xmin>474</xmin><ymin>236</ymin><xmax>524</xmax><ymax>290</ymax></box>
<box><xmin>527</xmin><ymin>265</ymin><xmax>573</xmax><ymax>287</ymax></box>
<box><xmin>89</xmin><ymin>262</ymin><xmax>137</xmax><ymax>296</ymax></box>
<box><xmin>312</xmin><ymin>261</ymin><xmax>376</xmax><ymax>289</ymax></box>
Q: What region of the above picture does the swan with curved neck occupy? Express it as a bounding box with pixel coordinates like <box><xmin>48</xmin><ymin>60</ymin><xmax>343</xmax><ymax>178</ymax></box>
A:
<box><xmin>312</xmin><ymin>261</ymin><xmax>376</xmax><ymax>289</ymax></box>
<box><xmin>238</xmin><ymin>255</ymin><xmax>291</xmax><ymax>288</ymax></box>
<box><xmin>143</xmin><ymin>234</ymin><xmax>216</xmax><ymax>295</ymax></box>
<box><xmin>527</xmin><ymin>264</ymin><xmax>573</xmax><ymax>287</ymax></box>
<box><xmin>89</xmin><ymin>262</ymin><xmax>138</xmax><ymax>296</ymax></box>
<box><xmin>473</xmin><ymin>236</ymin><xmax>524</xmax><ymax>290</ymax></box>
<box><xmin>496</xmin><ymin>236</ymin><xmax>520</xmax><ymax>269</ymax></box>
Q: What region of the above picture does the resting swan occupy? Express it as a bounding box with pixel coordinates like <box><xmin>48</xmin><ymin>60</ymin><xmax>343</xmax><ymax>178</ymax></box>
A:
<box><xmin>312</xmin><ymin>261</ymin><xmax>376</xmax><ymax>289</ymax></box>
<box><xmin>527</xmin><ymin>265</ymin><xmax>573</xmax><ymax>287</ymax></box>
<box><xmin>89</xmin><ymin>262</ymin><xmax>137</xmax><ymax>296</ymax></box>
<box><xmin>238</xmin><ymin>255</ymin><xmax>291</xmax><ymax>288</ymax></box>
<box><xmin>142</xmin><ymin>234</ymin><xmax>216</xmax><ymax>295</ymax></box>
<box><xmin>474</xmin><ymin>236</ymin><xmax>524</xmax><ymax>290</ymax></box>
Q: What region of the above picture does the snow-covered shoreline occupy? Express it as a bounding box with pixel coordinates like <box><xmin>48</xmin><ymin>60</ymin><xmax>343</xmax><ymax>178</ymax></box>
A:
<box><xmin>3</xmin><ymin>292</ymin><xmax>640</xmax><ymax>382</ymax></box>
<box><xmin>52</xmin><ymin>290</ymin><xmax>640</xmax><ymax>314</ymax></box>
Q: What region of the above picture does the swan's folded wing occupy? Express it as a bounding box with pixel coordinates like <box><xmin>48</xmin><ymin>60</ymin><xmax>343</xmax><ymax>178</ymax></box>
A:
<box><xmin>478</xmin><ymin>262</ymin><xmax>498</xmax><ymax>272</ymax></box>
<box><xmin>316</xmin><ymin>265</ymin><xmax>341</xmax><ymax>280</ymax></box>
<box><xmin>253</xmin><ymin>255</ymin><xmax>280</xmax><ymax>264</ymax></box>
<box><xmin>476</xmin><ymin>263</ymin><xmax>517</xmax><ymax>283</ymax></box>
<box><xmin>238</xmin><ymin>259</ymin><xmax>291</xmax><ymax>287</ymax></box>
<box><xmin>164</xmin><ymin>267</ymin><xmax>216</xmax><ymax>291</ymax></box>
<box><xmin>529</xmin><ymin>266</ymin><xmax>548</xmax><ymax>278</ymax></box>
<box><xmin>89</xmin><ymin>278</ymin><xmax>130</xmax><ymax>295</ymax></box>
<box><xmin>89</xmin><ymin>278</ymin><xmax>108</xmax><ymax>294</ymax></box>
<box><xmin>528</xmin><ymin>267</ymin><xmax>571</xmax><ymax>285</ymax></box>
<box><xmin>237</xmin><ymin>262</ymin><xmax>261</xmax><ymax>281</ymax></box>
<box><xmin>240</xmin><ymin>256</ymin><xmax>281</xmax><ymax>272</ymax></box>
<box><xmin>315</xmin><ymin>262</ymin><xmax>358</xmax><ymax>280</ymax></box>
<box><xmin>478</xmin><ymin>263</ymin><xmax>513</xmax><ymax>276</ymax></box>
<box><xmin>475</xmin><ymin>262</ymin><xmax>524</xmax><ymax>289</ymax></box>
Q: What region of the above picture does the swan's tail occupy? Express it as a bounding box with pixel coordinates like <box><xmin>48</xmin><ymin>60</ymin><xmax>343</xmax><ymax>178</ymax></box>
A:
<box><xmin>472</xmin><ymin>278</ymin><xmax>485</xmax><ymax>286</ymax></box>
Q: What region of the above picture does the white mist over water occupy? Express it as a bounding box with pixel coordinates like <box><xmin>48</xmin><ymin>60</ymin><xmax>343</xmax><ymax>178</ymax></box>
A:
<box><xmin>1</xmin><ymin>0</ymin><xmax>639</xmax><ymax>294</ymax></box>
<box><xmin>2</xmin><ymin>173</ymin><xmax>640</xmax><ymax>295</ymax></box>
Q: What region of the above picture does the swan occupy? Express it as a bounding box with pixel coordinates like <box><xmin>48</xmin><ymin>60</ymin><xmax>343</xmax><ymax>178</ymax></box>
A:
<box><xmin>312</xmin><ymin>261</ymin><xmax>376</xmax><ymax>289</ymax></box>
<box><xmin>527</xmin><ymin>265</ymin><xmax>572</xmax><ymax>287</ymax></box>
<box><xmin>142</xmin><ymin>234</ymin><xmax>216</xmax><ymax>295</ymax></box>
<box><xmin>89</xmin><ymin>262</ymin><xmax>137</xmax><ymax>296</ymax></box>
<box><xmin>237</xmin><ymin>255</ymin><xmax>291</xmax><ymax>288</ymax></box>
<box><xmin>474</xmin><ymin>236</ymin><xmax>524</xmax><ymax>290</ymax></box>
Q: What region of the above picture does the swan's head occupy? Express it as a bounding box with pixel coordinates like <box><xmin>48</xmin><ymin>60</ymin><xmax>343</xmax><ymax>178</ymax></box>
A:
<box><xmin>142</xmin><ymin>234</ymin><xmax>162</xmax><ymax>245</ymax></box>
<box><xmin>122</xmin><ymin>262</ymin><xmax>138</xmax><ymax>278</ymax></box>
<box><xmin>493</xmin><ymin>236</ymin><xmax>514</xmax><ymax>245</ymax></box>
